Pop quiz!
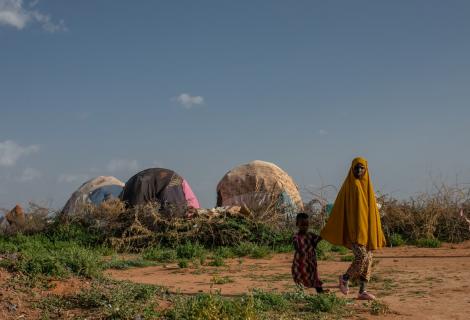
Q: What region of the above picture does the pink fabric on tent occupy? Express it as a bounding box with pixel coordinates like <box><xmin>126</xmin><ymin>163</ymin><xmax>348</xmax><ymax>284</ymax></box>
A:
<box><xmin>182</xmin><ymin>179</ymin><xmax>200</xmax><ymax>208</ymax></box>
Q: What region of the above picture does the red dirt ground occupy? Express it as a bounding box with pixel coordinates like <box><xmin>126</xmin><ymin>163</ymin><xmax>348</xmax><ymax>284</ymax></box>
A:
<box><xmin>108</xmin><ymin>241</ymin><xmax>470</xmax><ymax>319</ymax></box>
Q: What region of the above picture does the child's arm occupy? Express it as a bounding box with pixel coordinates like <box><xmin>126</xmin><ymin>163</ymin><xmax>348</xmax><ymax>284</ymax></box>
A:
<box><xmin>311</xmin><ymin>232</ymin><xmax>322</xmax><ymax>247</ymax></box>
<box><xmin>293</xmin><ymin>235</ymin><xmax>299</xmax><ymax>252</ymax></box>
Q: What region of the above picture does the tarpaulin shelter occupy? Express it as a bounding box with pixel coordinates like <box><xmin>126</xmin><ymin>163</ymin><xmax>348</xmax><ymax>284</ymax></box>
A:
<box><xmin>216</xmin><ymin>160</ymin><xmax>303</xmax><ymax>216</ymax></box>
<box><xmin>120</xmin><ymin>168</ymin><xmax>200</xmax><ymax>217</ymax></box>
<box><xmin>61</xmin><ymin>176</ymin><xmax>124</xmax><ymax>215</ymax></box>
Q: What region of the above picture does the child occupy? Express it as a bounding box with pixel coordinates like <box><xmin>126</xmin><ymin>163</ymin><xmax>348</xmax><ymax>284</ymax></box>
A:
<box><xmin>292</xmin><ymin>212</ymin><xmax>326</xmax><ymax>293</ymax></box>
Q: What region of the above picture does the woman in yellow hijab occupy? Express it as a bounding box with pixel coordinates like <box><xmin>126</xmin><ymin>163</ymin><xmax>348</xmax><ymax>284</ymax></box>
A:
<box><xmin>320</xmin><ymin>157</ymin><xmax>386</xmax><ymax>300</ymax></box>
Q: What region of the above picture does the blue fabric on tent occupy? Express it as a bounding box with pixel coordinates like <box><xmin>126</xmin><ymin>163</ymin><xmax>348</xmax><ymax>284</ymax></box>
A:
<box><xmin>278</xmin><ymin>191</ymin><xmax>298</xmax><ymax>217</ymax></box>
<box><xmin>89</xmin><ymin>185</ymin><xmax>123</xmax><ymax>205</ymax></box>
<box><xmin>325</xmin><ymin>203</ymin><xmax>334</xmax><ymax>215</ymax></box>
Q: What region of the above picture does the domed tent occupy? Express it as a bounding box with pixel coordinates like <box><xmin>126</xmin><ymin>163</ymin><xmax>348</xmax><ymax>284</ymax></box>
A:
<box><xmin>61</xmin><ymin>176</ymin><xmax>124</xmax><ymax>215</ymax></box>
<box><xmin>120</xmin><ymin>168</ymin><xmax>200</xmax><ymax>217</ymax></box>
<box><xmin>216</xmin><ymin>160</ymin><xmax>303</xmax><ymax>216</ymax></box>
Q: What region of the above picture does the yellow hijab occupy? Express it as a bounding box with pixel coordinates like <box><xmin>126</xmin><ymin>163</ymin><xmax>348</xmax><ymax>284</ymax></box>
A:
<box><xmin>320</xmin><ymin>157</ymin><xmax>386</xmax><ymax>250</ymax></box>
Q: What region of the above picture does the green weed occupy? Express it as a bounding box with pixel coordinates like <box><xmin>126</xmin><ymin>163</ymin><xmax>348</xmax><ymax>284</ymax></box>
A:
<box><xmin>416</xmin><ymin>238</ymin><xmax>441</xmax><ymax>248</ymax></box>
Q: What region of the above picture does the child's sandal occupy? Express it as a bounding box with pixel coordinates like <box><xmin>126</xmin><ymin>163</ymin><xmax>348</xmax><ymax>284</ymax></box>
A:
<box><xmin>357</xmin><ymin>291</ymin><xmax>376</xmax><ymax>300</ymax></box>
<box><xmin>338</xmin><ymin>275</ymin><xmax>349</xmax><ymax>295</ymax></box>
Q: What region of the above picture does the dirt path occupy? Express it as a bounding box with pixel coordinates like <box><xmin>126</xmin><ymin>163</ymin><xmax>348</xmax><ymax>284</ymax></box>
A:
<box><xmin>108</xmin><ymin>241</ymin><xmax>470</xmax><ymax>319</ymax></box>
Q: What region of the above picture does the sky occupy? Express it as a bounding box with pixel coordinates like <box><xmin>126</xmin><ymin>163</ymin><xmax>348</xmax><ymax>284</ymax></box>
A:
<box><xmin>1</xmin><ymin>0</ymin><xmax>469</xmax><ymax>210</ymax></box>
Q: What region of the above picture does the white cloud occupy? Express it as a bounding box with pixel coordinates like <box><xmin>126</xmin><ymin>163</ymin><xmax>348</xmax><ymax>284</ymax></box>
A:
<box><xmin>58</xmin><ymin>173</ymin><xmax>90</xmax><ymax>184</ymax></box>
<box><xmin>0</xmin><ymin>140</ymin><xmax>40</xmax><ymax>166</ymax></box>
<box><xmin>0</xmin><ymin>0</ymin><xmax>66</xmax><ymax>32</ymax></box>
<box><xmin>106</xmin><ymin>159</ymin><xmax>139</xmax><ymax>173</ymax></box>
<box><xmin>19</xmin><ymin>167</ymin><xmax>41</xmax><ymax>182</ymax></box>
<box><xmin>174</xmin><ymin>93</ymin><xmax>205</xmax><ymax>109</ymax></box>
<box><xmin>318</xmin><ymin>129</ymin><xmax>328</xmax><ymax>136</ymax></box>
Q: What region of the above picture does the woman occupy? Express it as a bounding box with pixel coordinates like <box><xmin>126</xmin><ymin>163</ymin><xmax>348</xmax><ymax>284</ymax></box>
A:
<box><xmin>320</xmin><ymin>157</ymin><xmax>386</xmax><ymax>300</ymax></box>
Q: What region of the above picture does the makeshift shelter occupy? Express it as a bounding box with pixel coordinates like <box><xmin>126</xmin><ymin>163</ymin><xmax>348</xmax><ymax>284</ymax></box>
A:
<box><xmin>62</xmin><ymin>176</ymin><xmax>124</xmax><ymax>215</ymax></box>
<box><xmin>216</xmin><ymin>160</ymin><xmax>303</xmax><ymax>216</ymax></box>
<box><xmin>120</xmin><ymin>168</ymin><xmax>200</xmax><ymax>217</ymax></box>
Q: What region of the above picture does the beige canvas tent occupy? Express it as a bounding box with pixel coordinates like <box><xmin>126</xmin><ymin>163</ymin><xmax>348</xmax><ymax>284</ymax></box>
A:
<box><xmin>61</xmin><ymin>176</ymin><xmax>124</xmax><ymax>215</ymax></box>
<box><xmin>216</xmin><ymin>160</ymin><xmax>303</xmax><ymax>216</ymax></box>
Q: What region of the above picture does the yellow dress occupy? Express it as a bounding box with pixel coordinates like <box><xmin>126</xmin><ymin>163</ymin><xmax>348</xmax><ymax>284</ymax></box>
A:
<box><xmin>320</xmin><ymin>157</ymin><xmax>386</xmax><ymax>250</ymax></box>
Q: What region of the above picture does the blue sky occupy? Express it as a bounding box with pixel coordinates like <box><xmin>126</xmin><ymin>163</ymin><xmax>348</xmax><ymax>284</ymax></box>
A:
<box><xmin>1</xmin><ymin>0</ymin><xmax>469</xmax><ymax>210</ymax></box>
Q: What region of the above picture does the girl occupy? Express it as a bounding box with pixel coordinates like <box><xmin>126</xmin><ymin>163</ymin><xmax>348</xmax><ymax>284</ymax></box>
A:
<box><xmin>292</xmin><ymin>212</ymin><xmax>326</xmax><ymax>294</ymax></box>
<box><xmin>320</xmin><ymin>157</ymin><xmax>386</xmax><ymax>300</ymax></box>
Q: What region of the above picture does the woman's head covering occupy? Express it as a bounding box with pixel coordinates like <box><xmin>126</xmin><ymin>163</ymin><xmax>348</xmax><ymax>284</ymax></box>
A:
<box><xmin>320</xmin><ymin>157</ymin><xmax>386</xmax><ymax>250</ymax></box>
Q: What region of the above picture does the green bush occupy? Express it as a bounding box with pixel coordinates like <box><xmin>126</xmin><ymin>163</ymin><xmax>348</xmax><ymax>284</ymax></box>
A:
<box><xmin>178</xmin><ymin>259</ymin><xmax>189</xmax><ymax>268</ymax></box>
<box><xmin>143</xmin><ymin>246</ymin><xmax>177</xmax><ymax>262</ymax></box>
<box><xmin>232</xmin><ymin>242</ymin><xmax>270</xmax><ymax>259</ymax></box>
<box><xmin>208</xmin><ymin>255</ymin><xmax>225</xmax><ymax>267</ymax></box>
<box><xmin>340</xmin><ymin>255</ymin><xmax>354</xmax><ymax>262</ymax></box>
<box><xmin>213</xmin><ymin>246</ymin><xmax>235</xmax><ymax>259</ymax></box>
<box><xmin>176</xmin><ymin>243</ymin><xmax>205</xmax><ymax>260</ymax></box>
<box><xmin>316</xmin><ymin>241</ymin><xmax>332</xmax><ymax>260</ymax></box>
<box><xmin>0</xmin><ymin>234</ymin><xmax>103</xmax><ymax>279</ymax></box>
<box><xmin>388</xmin><ymin>233</ymin><xmax>406</xmax><ymax>247</ymax></box>
<box><xmin>45</xmin><ymin>223</ymin><xmax>103</xmax><ymax>246</ymax></box>
<box><xmin>331</xmin><ymin>245</ymin><xmax>349</xmax><ymax>254</ymax></box>
<box><xmin>416</xmin><ymin>238</ymin><xmax>441</xmax><ymax>248</ymax></box>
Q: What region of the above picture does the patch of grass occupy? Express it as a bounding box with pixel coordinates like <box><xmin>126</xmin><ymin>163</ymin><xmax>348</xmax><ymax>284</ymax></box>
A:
<box><xmin>370</xmin><ymin>300</ymin><xmax>390</xmax><ymax>315</ymax></box>
<box><xmin>252</xmin><ymin>289</ymin><xmax>289</xmax><ymax>311</ymax></box>
<box><xmin>163</xmin><ymin>293</ymin><xmax>260</xmax><ymax>320</ymax></box>
<box><xmin>176</xmin><ymin>242</ymin><xmax>206</xmax><ymax>260</ymax></box>
<box><xmin>316</xmin><ymin>240</ymin><xmax>332</xmax><ymax>260</ymax></box>
<box><xmin>213</xmin><ymin>246</ymin><xmax>235</xmax><ymax>259</ymax></box>
<box><xmin>331</xmin><ymin>245</ymin><xmax>349</xmax><ymax>254</ymax></box>
<box><xmin>142</xmin><ymin>246</ymin><xmax>177</xmax><ymax>263</ymax></box>
<box><xmin>208</xmin><ymin>255</ymin><xmax>225</xmax><ymax>267</ymax></box>
<box><xmin>388</xmin><ymin>233</ymin><xmax>406</xmax><ymax>247</ymax></box>
<box><xmin>340</xmin><ymin>255</ymin><xmax>354</xmax><ymax>262</ymax></box>
<box><xmin>177</xmin><ymin>259</ymin><xmax>189</xmax><ymax>269</ymax></box>
<box><xmin>305</xmin><ymin>292</ymin><xmax>348</xmax><ymax>313</ymax></box>
<box><xmin>39</xmin><ymin>280</ymin><xmax>165</xmax><ymax>319</ymax></box>
<box><xmin>0</xmin><ymin>235</ymin><xmax>103</xmax><ymax>279</ymax></box>
<box><xmin>104</xmin><ymin>257</ymin><xmax>156</xmax><ymax>270</ymax></box>
<box><xmin>415</xmin><ymin>238</ymin><xmax>441</xmax><ymax>248</ymax></box>
<box><xmin>232</xmin><ymin>242</ymin><xmax>270</xmax><ymax>259</ymax></box>
<box><xmin>273</xmin><ymin>243</ymin><xmax>294</xmax><ymax>253</ymax></box>
<box><xmin>283</xmin><ymin>288</ymin><xmax>350</xmax><ymax>316</ymax></box>
<box><xmin>211</xmin><ymin>276</ymin><xmax>234</xmax><ymax>285</ymax></box>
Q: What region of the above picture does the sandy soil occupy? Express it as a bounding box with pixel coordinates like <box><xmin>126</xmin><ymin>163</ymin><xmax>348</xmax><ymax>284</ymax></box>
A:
<box><xmin>108</xmin><ymin>241</ymin><xmax>470</xmax><ymax>319</ymax></box>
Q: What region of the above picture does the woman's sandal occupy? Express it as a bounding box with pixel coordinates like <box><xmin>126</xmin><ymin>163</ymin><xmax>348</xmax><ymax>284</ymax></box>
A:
<box><xmin>338</xmin><ymin>275</ymin><xmax>349</xmax><ymax>295</ymax></box>
<box><xmin>357</xmin><ymin>291</ymin><xmax>376</xmax><ymax>300</ymax></box>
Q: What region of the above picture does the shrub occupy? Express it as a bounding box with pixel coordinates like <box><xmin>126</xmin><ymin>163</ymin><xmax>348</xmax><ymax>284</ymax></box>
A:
<box><xmin>176</xmin><ymin>243</ymin><xmax>205</xmax><ymax>260</ymax></box>
<box><xmin>416</xmin><ymin>238</ymin><xmax>441</xmax><ymax>248</ymax></box>
<box><xmin>178</xmin><ymin>259</ymin><xmax>189</xmax><ymax>268</ymax></box>
<box><xmin>142</xmin><ymin>246</ymin><xmax>177</xmax><ymax>262</ymax></box>
<box><xmin>0</xmin><ymin>234</ymin><xmax>103</xmax><ymax>279</ymax></box>
<box><xmin>208</xmin><ymin>255</ymin><xmax>225</xmax><ymax>267</ymax></box>
<box><xmin>388</xmin><ymin>233</ymin><xmax>406</xmax><ymax>247</ymax></box>
<box><xmin>231</xmin><ymin>242</ymin><xmax>270</xmax><ymax>259</ymax></box>
<box><xmin>331</xmin><ymin>245</ymin><xmax>349</xmax><ymax>254</ymax></box>
<box><xmin>316</xmin><ymin>240</ymin><xmax>332</xmax><ymax>260</ymax></box>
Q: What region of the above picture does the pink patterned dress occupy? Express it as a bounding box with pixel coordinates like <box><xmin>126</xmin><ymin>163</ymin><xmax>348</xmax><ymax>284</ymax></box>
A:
<box><xmin>292</xmin><ymin>232</ymin><xmax>323</xmax><ymax>288</ymax></box>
